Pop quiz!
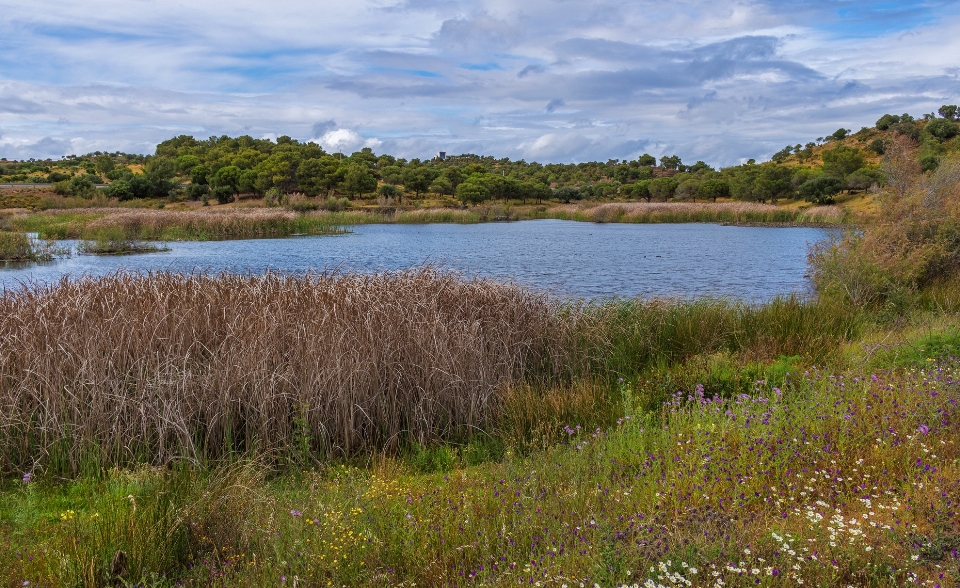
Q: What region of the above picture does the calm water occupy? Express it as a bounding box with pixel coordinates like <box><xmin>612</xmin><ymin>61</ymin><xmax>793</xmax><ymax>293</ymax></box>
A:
<box><xmin>1</xmin><ymin>221</ymin><xmax>829</xmax><ymax>300</ymax></box>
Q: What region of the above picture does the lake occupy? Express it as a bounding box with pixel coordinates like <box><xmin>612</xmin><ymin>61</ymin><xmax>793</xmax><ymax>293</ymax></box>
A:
<box><xmin>0</xmin><ymin>220</ymin><xmax>830</xmax><ymax>300</ymax></box>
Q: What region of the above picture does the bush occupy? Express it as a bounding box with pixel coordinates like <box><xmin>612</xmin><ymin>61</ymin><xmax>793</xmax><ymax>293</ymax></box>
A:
<box><xmin>810</xmin><ymin>156</ymin><xmax>960</xmax><ymax>308</ymax></box>
<box><xmin>322</xmin><ymin>196</ymin><xmax>350</xmax><ymax>212</ymax></box>
<box><xmin>926</xmin><ymin>118</ymin><xmax>959</xmax><ymax>141</ymax></box>
<box><xmin>212</xmin><ymin>185</ymin><xmax>234</xmax><ymax>205</ymax></box>
<box><xmin>186</xmin><ymin>183</ymin><xmax>209</xmax><ymax>201</ymax></box>
<box><xmin>799</xmin><ymin>176</ymin><xmax>842</xmax><ymax>203</ymax></box>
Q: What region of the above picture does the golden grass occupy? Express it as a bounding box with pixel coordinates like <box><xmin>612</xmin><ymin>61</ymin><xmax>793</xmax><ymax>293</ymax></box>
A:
<box><xmin>547</xmin><ymin>201</ymin><xmax>846</xmax><ymax>224</ymax></box>
<box><xmin>0</xmin><ymin>270</ymin><xmax>561</xmax><ymax>472</ymax></box>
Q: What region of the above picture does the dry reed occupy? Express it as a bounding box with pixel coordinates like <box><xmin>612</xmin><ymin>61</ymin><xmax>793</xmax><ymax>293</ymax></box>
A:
<box><xmin>552</xmin><ymin>201</ymin><xmax>844</xmax><ymax>224</ymax></box>
<box><xmin>0</xmin><ymin>270</ymin><xmax>559</xmax><ymax>473</ymax></box>
<box><xmin>84</xmin><ymin>208</ymin><xmax>343</xmax><ymax>239</ymax></box>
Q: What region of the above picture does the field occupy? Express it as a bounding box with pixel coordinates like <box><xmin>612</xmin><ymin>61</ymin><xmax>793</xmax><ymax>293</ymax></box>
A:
<box><xmin>0</xmin><ymin>268</ymin><xmax>958</xmax><ymax>587</ymax></box>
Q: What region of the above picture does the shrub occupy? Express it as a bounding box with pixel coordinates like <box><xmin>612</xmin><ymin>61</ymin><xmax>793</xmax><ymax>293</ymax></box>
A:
<box><xmin>799</xmin><ymin>176</ymin><xmax>842</xmax><ymax>204</ymax></box>
<box><xmin>212</xmin><ymin>185</ymin><xmax>234</xmax><ymax>205</ymax></box>
<box><xmin>926</xmin><ymin>118</ymin><xmax>960</xmax><ymax>141</ymax></box>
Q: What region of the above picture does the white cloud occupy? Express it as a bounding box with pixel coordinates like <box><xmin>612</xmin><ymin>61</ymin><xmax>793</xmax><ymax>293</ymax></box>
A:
<box><xmin>0</xmin><ymin>0</ymin><xmax>959</xmax><ymax>164</ymax></box>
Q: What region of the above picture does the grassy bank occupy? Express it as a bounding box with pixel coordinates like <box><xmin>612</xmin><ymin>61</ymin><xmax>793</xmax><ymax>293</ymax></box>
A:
<box><xmin>0</xmin><ymin>270</ymin><xmax>861</xmax><ymax>476</ymax></box>
<box><xmin>0</xmin><ymin>231</ymin><xmax>63</xmax><ymax>262</ymax></box>
<box><xmin>8</xmin><ymin>209</ymin><xmax>345</xmax><ymax>241</ymax></box>
<box><xmin>2</xmin><ymin>319</ymin><xmax>958</xmax><ymax>587</ymax></box>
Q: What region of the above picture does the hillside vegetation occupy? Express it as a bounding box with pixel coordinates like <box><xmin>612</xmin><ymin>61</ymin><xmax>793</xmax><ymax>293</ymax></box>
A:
<box><xmin>2</xmin><ymin>109</ymin><xmax>960</xmax><ymax>586</ymax></box>
<box><xmin>2</xmin><ymin>105</ymin><xmax>958</xmax><ymax>214</ymax></box>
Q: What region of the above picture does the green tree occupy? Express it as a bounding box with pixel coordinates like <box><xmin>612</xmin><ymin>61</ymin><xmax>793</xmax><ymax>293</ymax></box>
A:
<box><xmin>821</xmin><ymin>145</ymin><xmax>866</xmax><ymax>179</ymax></box>
<box><xmin>659</xmin><ymin>155</ymin><xmax>682</xmax><ymax>170</ymax></box>
<box><xmin>429</xmin><ymin>176</ymin><xmax>453</xmax><ymax>196</ymax></box>
<box><xmin>402</xmin><ymin>166</ymin><xmax>436</xmax><ymax>197</ymax></box>
<box><xmin>456</xmin><ymin>180</ymin><xmax>488</xmax><ymax>205</ymax></box>
<box><xmin>925</xmin><ymin>118</ymin><xmax>959</xmax><ymax>141</ymax></box>
<box><xmin>190</xmin><ymin>165</ymin><xmax>209</xmax><ymax>186</ymax></box>
<box><xmin>648</xmin><ymin>177</ymin><xmax>679</xmax><ymax>201</ymax></box>
<box><xmin>94</xmin><ymin>154</ymin><xmax>115</xmax><ymax>176</ymax></box>
<box><xmin>938</xmin><ymin>105</ymin><xmax>958</xmax><ymax>120</ymax></box>
<box><xmin>341</xmin><ymin>164</ymin><xmax>377</xmax><ymax>197</ymax></box>
<box><xmin>696</xmin><ymin>178</ymin><xmax>730</xmax><ymax>202</ymax></box>
<box><xmin>210</xmin><ymin>165</ymin><xmax>242</xmax><ymax>196</ymax></box>
<box><xmin>799</xmin><ymin>177</ymin><xmax>842</xmax><ymax>204</ymax></box>
<box><xmin>876</xmin><ymin>114</ymin><xmax>901</xmax><ymax>130</ymax></box>
<box><xmin>637</xmin><ymin>154</ymin><xmax>656</xmax><ymax>166</ymax></box>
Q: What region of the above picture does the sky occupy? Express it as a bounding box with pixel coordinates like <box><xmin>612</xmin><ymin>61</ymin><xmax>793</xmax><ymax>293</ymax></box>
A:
<box><xmin>1</xmin><ymin>0</ymin><xmax>959</xmax><ymax>166</ymax></box>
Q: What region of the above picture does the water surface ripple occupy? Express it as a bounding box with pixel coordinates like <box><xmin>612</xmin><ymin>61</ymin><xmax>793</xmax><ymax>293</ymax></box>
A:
<box><xmin>1</xmin><ymin>220</ymin><xmax>829</xmax><ymax>300</ymax></box>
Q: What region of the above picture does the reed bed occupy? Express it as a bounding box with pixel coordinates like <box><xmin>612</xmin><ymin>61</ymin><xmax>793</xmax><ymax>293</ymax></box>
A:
<box><xmin>84</xmin><ymin>208</ymin><xmax>344</xmax><ymax>240</ymax></box>
<box><xmin>0</xmin><ymin>270</ymin><xmax>858</xmax><ymax>474</ymax></box>
<box><xmin>9</xmin><ymin>208</ymin><xmax>344</xmax><ymax>240</ymax></box>
<box><xmin>549</xmin><ymin>201</ymin><xmax>844</xmax><ymax>224</ymax></box>
<box><xmin>0</xmin><ymin>231</ymin><xmax>61</xmax><ymax>262</ymax></box>
<box><xmin>0</xmin><ymin>270</ymin><xmax>561</xmax><ymax>473</ymax></box>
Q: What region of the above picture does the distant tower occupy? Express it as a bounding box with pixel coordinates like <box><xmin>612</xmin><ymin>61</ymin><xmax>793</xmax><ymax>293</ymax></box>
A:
<box><xmin>436</xmin><ymin>152</ymin><xmax>446</xmax><ymax>161</ymax></box>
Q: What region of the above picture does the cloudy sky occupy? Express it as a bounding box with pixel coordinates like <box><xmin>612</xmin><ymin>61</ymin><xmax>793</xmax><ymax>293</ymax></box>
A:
<box><xmin>1</xmin><ymin>0</ymin><xmax>959</xmax><ymax>166</ymax></box>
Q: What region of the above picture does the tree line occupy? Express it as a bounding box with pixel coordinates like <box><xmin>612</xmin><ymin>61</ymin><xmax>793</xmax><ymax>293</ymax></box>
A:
<box><xmin>3</xmin><ymin>105</ymin><xmax>958</xmax><ymax>206</ymax></box>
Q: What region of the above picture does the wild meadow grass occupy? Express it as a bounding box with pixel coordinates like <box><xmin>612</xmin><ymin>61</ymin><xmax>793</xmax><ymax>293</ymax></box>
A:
<box><xmin>548</xmin><ymin>202</ymin><xmax>847</xmax><ymax>225</ymax></box>
<box><xmin>0</xmin><ymin>271</ymin><xmax>955</xmax><ymax>587</ymax></box>
<box><xmin>0</xmin><ymin>271</ymin><xmax>855</xmax><ymax>476</ymax></box>
<box><xmin>2</xmin><ymin>352</ymin><xmax>957</xmax><ymax>586</ymax></box>
<box><xmin>8</xmin><ymin>209</ymin><xmax>345</xmax><ymax>241</ymax></box>
<box><xmin>0</xmin><ymin>231</ymin><xmax>65</xmax><ymax>262</ymax></box>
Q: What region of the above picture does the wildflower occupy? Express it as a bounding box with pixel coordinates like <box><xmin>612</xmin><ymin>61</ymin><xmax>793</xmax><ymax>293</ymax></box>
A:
<box><xmin>290</xmin><ymin>510</ymin><xmax>303</xmax><ymax>517</ymax></box>
<box><xmin>21</xmin><ymin>472</ymin><xmax>32</xmax><ymax>484</ymax></box>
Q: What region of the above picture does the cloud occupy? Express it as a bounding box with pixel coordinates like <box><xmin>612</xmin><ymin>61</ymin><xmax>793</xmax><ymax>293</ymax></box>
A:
<box><xmin>517</xmin><ymin>64</ymin><xmax>546</xmax><ymax>78</ymax></box>
<box><xmin>314</xmin><ymin>128</ymin><xmax>382</xmax><ymax>154</ymax></box>
<box><xmin>1</xmin><ymin>0</ymin><xmax>959</xmax><ymax>164</ymax></box>
<box><xmin>545</xmin><ymin>99</ymin><xmax>564</xmax><ymax>113</ymax></box>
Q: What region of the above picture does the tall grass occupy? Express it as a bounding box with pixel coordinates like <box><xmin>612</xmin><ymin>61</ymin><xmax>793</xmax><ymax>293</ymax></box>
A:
<box><xmin>0</xmin><ymin>270</ymin><xmax>560</xmax><ymax>474</ymax></box>
<box><xmin>549</xmin><ymin>202</ymin><xmax>846</xmax><ymax>224</ymax></box>
<box><xmin>0</xmin><ymin>270</ymin><xmax>858</xmax><ymax>475</ymax></box>
<box><xmin>0</xmin><ymin>232</ymin><xmax>61</xmax><ymax>262</ymax></box>
<box><xmin>10</xmin><ymin>208</ymin><xmax>345</xmax><ymax>240</ymax></box>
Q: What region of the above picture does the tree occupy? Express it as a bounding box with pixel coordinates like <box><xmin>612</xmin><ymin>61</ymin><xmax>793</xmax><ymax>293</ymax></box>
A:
<box><xmin>94</xmin><ymin>154</ymin><xmax>115</xmax><ymax>176</ymax></box>
<box><xmin>867</xmin><ymin>138</ymin><xmax>885</xmax><ymax>155</ymax></box>
<box><xmin>341</xmin><ymin>164</ymin><xmax>378</xmax><ymax>198</ymax></box>
<box><xmin>519</xmin><ymin>180</ymin><xmax>550</xmax><ymax>204</ymax></box>
<box><xmin>175</xmin><ymin>154</ymin><xmax>201</xmax><ymax>174</ymax></box>
<box><xmin>297</xmin><ymin>158</ymin><xmax>340</xmax><ymax>196</ymax></box>
<box><xmin>925</xmin><ymin>118</ymin><xmax>959</xmax><ymax>141</ymax></box>
<box><xmin>456</xmin><ymin>180</ymin><xmax>488</xmax><ymax>205</ymax></box>
<box><xmin>648</xmin><ymin>177</ymin><xmax>679</xmax><ymax>201</ymax></box>
<box><xmin>938</xmin><ymin>105</ymin><xmax>958</xmax><ymax>120</ymax></box>
<box><xmin>553</xmin><ymin>186</ymin><xmax>581</xmax><ymax>203</ymax></box>
<box><xmin>637</xmin><ymin>154</ymin><xmax>656</xmax><ymax>166</ymax></box>
<box><xmin>190</xmin><ymin>165</ymin><xmax>209</xmax><ymax>186</ymax></box>
<box><xmin>429</xmin><ymin>176</ymin><xmax>453</xmax><ymax>196</ymax></box>
<box><xmin>829</xmin><ymin>128</ymin><xmax>850</xmax><ymax>141</ymax></box>
<box><xmin>377</xmin><ymin>184</ymin><xmax>401</xmax><ymax>200</ymax></box>
<box><xmin>697</xmin><ymin>178</ymin><xmax>730</xmax><ymax>202</ymax></box>
<box><xmin>821</xmin><ymin>145</ymin><xmax>865</xmax><ymax>179</ymax></box>
<box><xmin>659</xmin><ymin>155</ymin><xmax>682</xmax><ymax>170</ymax></box>
<box><xmin>628</xmin><ymin>181</ymin><xmax>651</xmax><ymax>202</ymax></box>
<box><xmin>876</xmin><ymin>114</ymin><xmax>901</xmax><ymax>131</ymax></box>
<box><xmin>210</xmin><ymin>165</ymin><xmax>242</xmax><ymax>196</ymax></box>
<box><xmin>402</xmin><ymin>166</ymin><xmax>436</xmax><ymax>197</ymax></box>
<box><xmin>799</xmin><ymin>177</ymin><xmax>842</xmax><ymax>204</ymax></box>
<box><xmin>675</xmin><ymin>179</ymin><xmax>700</xmax><ymax>201</ymax></box>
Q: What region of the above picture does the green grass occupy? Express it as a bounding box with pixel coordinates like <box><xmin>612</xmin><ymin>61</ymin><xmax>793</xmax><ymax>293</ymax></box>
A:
<box><xmin>0</xmin><ymin>231</ymin><xmax>64</xmax><ymax>262</ymax></box>
<box><xmin>7</xmin><ymin>212</ymin><xmax>106</xmax><ymax>239</ymax></box>
<box><xmin>3</xmin><ymin>343</ymin><xmax>958</xmax><ymax>586</ymax></box>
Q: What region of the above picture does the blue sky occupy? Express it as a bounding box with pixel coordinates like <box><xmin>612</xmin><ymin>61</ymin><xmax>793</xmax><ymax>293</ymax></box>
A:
<box><xmin>1</xmin><ymin>0</ymin><xmax>958</xmax><ymax>166</ymax></box>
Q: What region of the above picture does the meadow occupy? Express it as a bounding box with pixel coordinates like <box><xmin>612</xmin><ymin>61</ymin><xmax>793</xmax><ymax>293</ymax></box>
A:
<box><xmin>0</xmin><ymin>267</ymin><xmax>958</xmax><ymax>587</ymax></box>
<box><xmin>1</xmin><ymin>152</ymin><xmax>958</xmax><ymax>587</ymax></box>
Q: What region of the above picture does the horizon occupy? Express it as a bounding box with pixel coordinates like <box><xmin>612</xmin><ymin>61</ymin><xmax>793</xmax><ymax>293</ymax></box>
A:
<box><xmin>1</xmin><ymin>1</ymin><xmax>959</xmax><ymax>166</ymax></box>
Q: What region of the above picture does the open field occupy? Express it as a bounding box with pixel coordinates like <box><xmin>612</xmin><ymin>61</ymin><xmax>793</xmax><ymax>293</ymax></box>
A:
<box><xmin>0</xmin><ymin>272</ymin><xmax>958</xmax><ymax>586</ymax></box>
